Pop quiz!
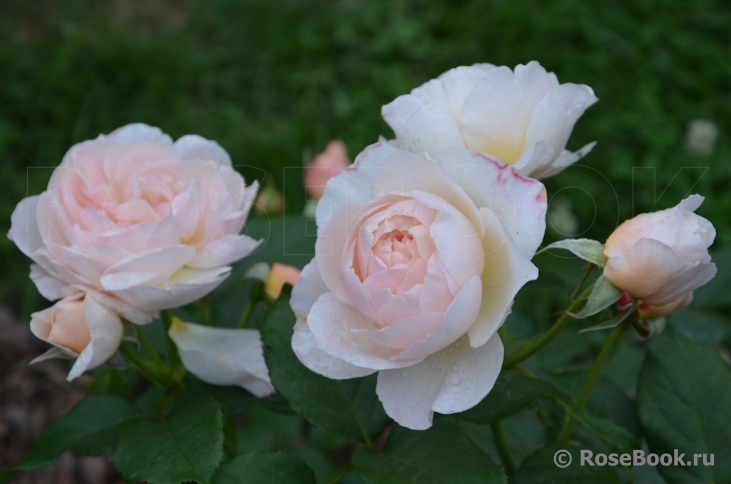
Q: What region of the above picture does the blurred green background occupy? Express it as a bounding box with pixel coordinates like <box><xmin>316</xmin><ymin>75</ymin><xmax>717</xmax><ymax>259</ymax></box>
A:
<box><xmin>1</xmin><ymin>0</ymin><xmax>729</xmax><ymax>319</ymax></box>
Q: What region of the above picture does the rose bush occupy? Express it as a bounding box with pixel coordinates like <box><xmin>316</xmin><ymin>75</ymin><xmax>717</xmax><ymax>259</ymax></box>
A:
<box><xmin>603</xmin><ymin>194</ymin><xmax>717</xmax><ymax>318</ymax></box>
<box><xmin>290</xmin><ymin>141</ymin><xmax>547</xmax><ymax>429</ymax></box>
<box><xmin>8</xmin><ymin>123</ymin><xmax>261</xmax><ymax>325</ymax></box>
<box><xmin>382</xmin><ymin>61</ymin><xmax>597</xmax><ymax>178</ymax></box>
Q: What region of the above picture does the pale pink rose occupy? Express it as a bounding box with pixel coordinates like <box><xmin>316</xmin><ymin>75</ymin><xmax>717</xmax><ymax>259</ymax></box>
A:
<box><xmin>604</xmin><ymin>195</ymin><xmax>716</xmax><ymax>314</ymax></box>
<box><xmin>8</xmin><ymin>124</ymin><xmax>261</xmax><ymax>324</ymax></box>
<box><xmin>265</xmin><ymin>263</ymin><xmax>301</xmax><ymax>300</ymax></box>
<box><xmin>382</xmin><ymin>61</ymin><xmax>597</xmax><ymax>179</ymax></box>
<box><xmin>304</xmin><ymin>140</ymin><xmax>350</xmax><ymax>200</ymax></box>
<box><xmin>290</xmin><ymin>142</ymin><xmax>547</xmax><ymax>429</ymax></box>
<box><xmin>168</xmin><ymin>318</ymin><xmax>274</xmax><ymax>397</ymax></box>
<box><xmin>30</xmin><ymin>293</ymin><xmax>123</xmax><ymax>381</ymax></box>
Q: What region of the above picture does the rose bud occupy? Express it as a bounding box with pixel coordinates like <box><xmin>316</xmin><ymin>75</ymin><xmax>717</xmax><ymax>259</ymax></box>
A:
<box><xmin>304</xmin><ymin>140</ymin><xmax>350</xmax><ymax>200</ymax></box>
<box><xmin>603</xmin><ymin>195</ymin><xmax>716</xmax><ymax>317</ymax></box>
<box><xmin>265</xmin><ymin>263</ymin><xmax>301</xmax><ymax>300</ymax></box>
<box><xmin>30</xmin><ymin>293</ymin><xmax>123</xmax><ymax>381</ymax></box>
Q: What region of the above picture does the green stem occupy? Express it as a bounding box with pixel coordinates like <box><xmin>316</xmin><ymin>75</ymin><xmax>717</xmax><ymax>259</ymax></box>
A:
<box><xmin>135</xmin><ymin>325</ymin><xmax>165</xmax><ymax>368</ymax></box>
<box><xmin>503</xmin><ymin>285</ymin><xmax>594</xmax><ymax>369</ymax></box>
<box><xmin>161</xmin><ymin>310</ymin><xmax>183</xmax><ymax>381</ymax></box>
<box><xmin>570</xmin><ymin>264</ymin><xmax>595</xmax><ymax>301</ymax></box>
<box><xmin>119</xmin><ymin>343</ymin><xmax>172</xmax><ymax>389</ymax></box>
<box><xmin>327</xmin><ymin>463</ymin><xmax>354</xmax><ymax>484</ymax></box>
<box><xmin>492</xmin><ymin>420</ymin><xmax>515</xmax><ymax>476</ymax></box>
<box><xmin>238</xmin><ymin>299</ymin><xmax>256</xmax><ymax>328</ymax></box>
<box><xmin>558</xmin><ymin>324</ymin><xmax>627</xmax><ymax>442</ymax></box>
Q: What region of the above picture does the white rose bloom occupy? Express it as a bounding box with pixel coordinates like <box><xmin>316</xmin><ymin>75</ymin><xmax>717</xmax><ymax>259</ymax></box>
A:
<box><xmin>382</xmin><ymin>61</ymin><xmax>597</xmax><ymax>179</ymax></box>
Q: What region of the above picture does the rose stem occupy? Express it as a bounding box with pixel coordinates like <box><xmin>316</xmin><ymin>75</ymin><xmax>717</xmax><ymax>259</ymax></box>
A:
<box><xmin>118</xmin><ymin>342</ymin><xmax>173</xmax><ymax>389</ymax></box>
<box><xmin>492</xmin><ymin>420</ymin><xmax>516</xmax><ymax>475</ymax></box>
<box><xmin>569</xmin><ymin>264</ymin><xmax>595</xmax><ymax>302</ymax></box>
<box><xmin>161</xmin><ymin>309</ymin><xmax>183</xmax><ymax>380</ymax></box>
<box><xmin>557</xmin><ymin>323</ymin><xmax>628</xmax><ymax>442</ymax></box>
<box><xmin>237</xmin><ymin>299</ymin><xmax>256</xmax><ymax>328</ymax></box>
<box><xmin>502</xmin><ymin>285</ymin><xmax>594</xmax><ymax>369</ymax></box>
<box><xmin>134</xmin><ymin>324</ymin><xmax>166</xmax><ymax>369</ymax></box>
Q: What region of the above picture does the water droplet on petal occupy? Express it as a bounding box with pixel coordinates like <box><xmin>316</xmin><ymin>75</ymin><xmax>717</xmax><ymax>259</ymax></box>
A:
<box><xmin>450</xmin><ymin>376</ymin><xmax>462</xmax><ymax>386</ymax></box>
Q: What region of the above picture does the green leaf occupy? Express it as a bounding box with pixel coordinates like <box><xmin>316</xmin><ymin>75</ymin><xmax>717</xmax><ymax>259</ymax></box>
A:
<box><xmin>352</xmin><ymin>421</ymin><xmax>507</xmax><ymax>484</ymax></box>
<box><xmin>512</xmin><ymin>443</ymin><xmax>621</xmax><ymax>483</ymax></box>
<box><xmin>539</xmin><ymin>239</ymin><xmax>608</xmax><ymax>267</ymax></box>
<box><xmin>668</xmin><ymin>306</ymin><xmax>731</xmax><ymax>345</ymax></box>
<box><xmin>567</xmin><ymin>409</ymin><xmax>639</xmax><ymax>453</ymax></box>
<box><xmin>110</xmin><ymin>391</ymin><xmax>224</xmax><ymax>484</ymax></box>
<box><xmin>638</xmin><ymin>326</ymin><xmax>731</xmax><ymax>483</ymax></box>
<box><xmin>186</xmin><ymin>377</ymin><xmax>293</xmax><ymax>416</ymax></box>
<box><xmin>213</xmin><ymin>452</ymin><xmax>316</xmax><ymax>484</ymax></box>
<box><xmin>459</xmin><ymin>372</ymin><xmax>571</xmax><ymax>424</ymax></box>
<box><xmin>9</xmin><ymin>395</ymin><xmax>141</xmax><ymax>472</ymax></box>
<box><xmin>569</xmin><ymin>275</ymin><xmax>623</xmax><ymax>318</ymax></box>
<box><xmin>578</xmin><ymin>302</ymin><xmax>635</xmax><ymax>333</ymax></box>
<box><xmin>261</xmin><ymin>287</ymin><xmax>387</xmax><ymax>444</ymax></box>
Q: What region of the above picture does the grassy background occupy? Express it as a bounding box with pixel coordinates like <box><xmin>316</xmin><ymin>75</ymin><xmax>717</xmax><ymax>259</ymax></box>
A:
<box><xmin>1</xmin><ymin>0</ymin><xmax>729</xmax><ymax>319</ymax></box>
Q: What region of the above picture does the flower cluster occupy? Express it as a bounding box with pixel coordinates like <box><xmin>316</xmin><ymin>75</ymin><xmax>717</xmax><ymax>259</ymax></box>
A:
<box><xmin>7</xmin><ymin>61</ymin><xmax>718</xmax><ymax>433</ymax></box>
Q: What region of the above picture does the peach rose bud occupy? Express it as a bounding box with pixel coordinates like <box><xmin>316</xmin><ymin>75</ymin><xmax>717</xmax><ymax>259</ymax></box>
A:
<box><xmin>30</xmin><ymin>293</ymin><xmax>123</xmax><ymax>381</ymax></box>
<box><xmin>265</xmin><ymin>263</ymin><xmax>301</xmax><ymax>300</ymax></box>
<box><xmin>304</xmin><ymin>140</ymin><xmax>350</xmax><ymax>200</ymax></box>
<box><xmin>603</xmin><ymin>195</ymin><xmax>716</xmax><ymax>317</ymax></box>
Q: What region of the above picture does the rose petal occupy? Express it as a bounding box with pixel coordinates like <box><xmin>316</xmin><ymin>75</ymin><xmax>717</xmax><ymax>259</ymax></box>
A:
<box><xmin>187</xmin><ymin>234</ymin><xmax>261</xmax><ymax>270</ymax></box>
<box><xmin>291</xmin><ymin>259</ymin><xmax>330</xmax><ymax>317</ymax></box>
<box><xmin>112</xmin><ymin>266</ymin><xmax>230</xmax><ymax>312</ymax></box>
<box><xmin>376</xmin><ymin>333</ymin><xmax>503</xmax><ymax>430</ymax></box>
<box><xmin>169</xmin><ymin>319</ymin><xmax>273</xmax><ymax>397</ymax></box>
<box><xmin>437</xmin><ymin>148</ymin><xmax>547</xmax><ymax>258</ymax></box>
<box><xmin>307</xmin><ymin>292</ymin><xmax>418</xmax><ymax>370</ymax></box>
<box><xmin>410</xmin><ymin>65</ymin><xmax>490</xmax><ymax>121</ymax></box>
<box><xmin>381</xmin><ymin>94</ymin><xmax>465</xmax><ymax>155</ymax></box>
<box><xmin>292</xmin><ymin>320</ymin><xmax>375</xmax><ymax>379</ymax></box>
<box><xmin>395</xmin><ymin>276</ymin><xmax>482</xmax><ymax>361</ymax></box>
<box><xmin>461</xmin><ymin>62</ymin><xmax>558</xmax><ymax>165</ymax></box>
<box><xmin>67</xmin><ymin>295</ymin><xmax>124</xmax><ymax>381</ymax></box>
<box><xmin>174</xmin><ymin>135</ymin><xmax>232</xmax><ymax>166</ymax></box>
<box><xmin>8</xmin><ymin>195</ymin><xmax>46</xmax><ymax>260</ymax></box>
<box><xmin>523</xmin><ymin>83</ymin><xmax>598</xmax><ymax>169</ymax></box>
<box><xmin>108</xmin><ymin>123</ymin><xmax>174</xmax><ymax>145</ymax></box>
<box><xmin>468</xmin><ymin>207</ymin><xmax>539</xmax><ymax>347</ymax></box>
